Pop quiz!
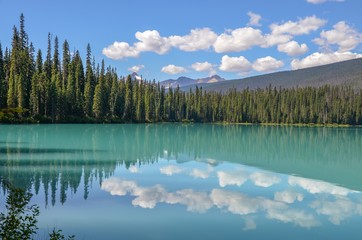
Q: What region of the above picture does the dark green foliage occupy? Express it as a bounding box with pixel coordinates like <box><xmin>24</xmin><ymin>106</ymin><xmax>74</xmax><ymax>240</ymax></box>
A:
<box><xmin>73</xmin><ymin>51</ymin><xmax>85</xmax><ymax>116</ymax></box>
<box><xmin>0</xmin><ymin>107</ymin><xmax>27</xmax><ymax>123</ymax></box>
<box><xmin>1</xmin><ymin>14</ymin><xmax>361</xmax><ymax>125</ymax></box>
<box><xmin>123</xmin><ymin>75</ymin><xmax>134</xmax><ymax>121</ymax></box>
<box><xmin>7</xmin><ymin>26</ymin><xmax>20</xmax><ymax>108</ymax></box>
<box><xmin>92</xmin><ymin>60</ymin><xmax>106</xmax><ymax>119</ymax></box>
<box><xmin>0</xmin><ymin>181</ymin><xmax>39</xmax><ymax>240</ymax></box>
<box><xmin>49</xmin><ymin>229</ymin><xmax>75</xmax><ymax>240</ymax></box>
<box><xmin>84</xmin><ymin>44</ymin><xmax>94</xmax><ymax>117</ymax></box>
<box><xmin>0</xmin><ymin>43</ymin><xmax>6</xmax><ymax>108</ymax></box>
<box><xmin>0</xmin><ymin>179</ymin><xmax>76</xmax><ymax>240</ymax></box>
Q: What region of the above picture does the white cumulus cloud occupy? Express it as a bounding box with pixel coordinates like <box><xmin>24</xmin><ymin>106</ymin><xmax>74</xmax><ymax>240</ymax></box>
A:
<box><xmin>277</xmin><ymin>41</ymin><xmax>309</xmax><ymax>56</ymax></box>
<box><xmin>291</xmin><ymin>51</ymin><xmax>362</xmax><ymax>69</ymax></box>
<box><xmin>252</xmin><ymin>56</ymin><xmax>284</xmax><ymax>72</ymax></box>
<box><xmin>310</xmin><ymin>197</ymin><xmax>362</xmax><ymax>225</ymax></box>
<box><xmin>159</xmin><ymin>165</ymin><xmax>184</xmax><ymax>176</ymax></box>
<box><xmin>274</xmin><ymin>191</ymin><xmax>304</xmax><ymax>204</ymax></box>
<box><xmin>103</xmin><ymin>30</ymin><xmax>171</xmax><ymax>60</ymax></box>
<box><xmin>102</xmin><ymin>41</ymin><xmax>140</xmax><ymax>60</ymax></box>
<box><xmin>266</xmin><ymin>207</ymin><xmax>319</xmax><ymax>228</ymax></box>
<box><xmin>249</xmin><ymin>172</ymin><xmax>281</xmax><ymax>187</ymax></box>
<box><xmin>103</xmin><ymin>15</ymin><xmax>331</xmax><ymax>61</ymax></box>
<box><xmin>270</xmin><ymin>15</ymin><xmax>327</xmax><ymax>36</ymax></box>
<box><xmin>128</xmin><ymin>64</ymin><xmax>145</xmax><ymax>73</ymax></box>
<box><xmin>101</xmin><ymin>177</ymin><xmax>213</xmax><ymax>212</ymax></box>
<box><xmin>288</xmin><ymin>176</ymin><xmax>357</xmax><ymax>196</ymax></box>
<box><xmin>190</xmin><ymin>166</ymin><xmax>213</xmax><ymax>179</ymax></box>
<box><xmin>219</xmin><ymin>55</ymin><xmax>252</xmax><ymax>73</ymax></box>
<box><xmin>167</xmin><ymin>189</ymin><xmax>213</xmax><ymax>213</ymax></box>
<box><xmin>314</xmin><ymin>21</ymin><xmax>362</xmax><ymax>52</ymax></box>
<box><xmin>214</xmin><ymin>27</ymin><xmax>265</xmax><ymax>53</ymax></box>
<box><xmin>247</xmin><ymin>11</ymin><xmax>262</xmax><ymax>27</ymax></box>
<box><xmin>169</xmin><ymin>28</ymin><xmax>217</xmax><ymax>51</ymax></box>
<box><xmin>217</xmin><ymin>169</ymin><xmax>249</xmax><ymax>187</ymax></box>
<box><xmin>211</xmin><ymin>189</ymin><xmax>319</xmax><ymax>228</ymax></box>
<box><xmin>161</xmin><ymin>64</ymin><xmax>187</xmax><ymax>75</ymax></box>
<box><xmin>134</xmin><ymin>30</ymin><xmax>171</xmax><ymax>54</ymax></box>
<box><xmin>191</xmin><ymin>61</ymin><xmax>216</xmax><ymax>76</ymax></box>
<box><xmin>211</xmin><ymin>189</ymin><xmax>261</xmax><ymax>215</ymax></box>
<box><xmin>191</xmin><ymin>61</ymin><xmax>213</xmax><ymax>72</ymax></box>
<box><xmin>263</xmin><ymin>34</ymin><xmax>293</xmax><ymax>47</ymax></box>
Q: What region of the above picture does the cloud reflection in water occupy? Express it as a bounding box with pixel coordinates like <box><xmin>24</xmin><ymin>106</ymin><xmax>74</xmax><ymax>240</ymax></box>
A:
<box><xmin>104</xmin><ymin>161</ymin><xmax>361</xmax><ymax>230</ymax></box>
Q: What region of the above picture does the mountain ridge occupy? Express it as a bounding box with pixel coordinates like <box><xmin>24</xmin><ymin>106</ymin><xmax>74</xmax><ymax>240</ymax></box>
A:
<box><xmin>160</xmin><ymin>75</ymin><xmax>225</xmax><ymax>88</ymax></box>
<box><xmin>179</xmin><ymin>59</ymin><xmax>362</xmax><ymax>92</ymax></box>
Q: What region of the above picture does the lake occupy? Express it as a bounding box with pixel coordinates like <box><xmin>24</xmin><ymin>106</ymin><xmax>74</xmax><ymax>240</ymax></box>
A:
<box><xmin>1</xmin><ymin>124</ymin><xmax>362</xmax><ymax>239</ymax></box>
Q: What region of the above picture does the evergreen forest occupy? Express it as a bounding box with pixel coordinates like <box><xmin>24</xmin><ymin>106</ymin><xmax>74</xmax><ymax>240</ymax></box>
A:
<box><xmin>0</xmin><ymin>15</ymin><xmax>361</xmax><ymax>125</ymax></box>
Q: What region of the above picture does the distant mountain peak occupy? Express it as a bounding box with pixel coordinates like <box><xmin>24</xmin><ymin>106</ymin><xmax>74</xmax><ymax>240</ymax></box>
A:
<box><xmin>160</xmin><ymin>75</ymin><xmax>225</xmax><ymax>88</ymax></box>
<box><xmin>130</xmin><ymin>72</ymin><xmax>142</xmax><ymax>81</ymax></box>
<box><xmin>197</xmin><ymin>75</ymin><xmax>225</xmax><ymax>84</ymax></box>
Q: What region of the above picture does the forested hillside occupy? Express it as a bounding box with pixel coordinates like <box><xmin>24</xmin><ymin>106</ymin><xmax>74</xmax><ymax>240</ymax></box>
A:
<box><xmin>0</xmin><ymin>15</ymin><xmax>361</xmax><ymax>125</ymax></box>
<box><xmin>183</xmin><ymin>58</ymin><xmax>362</xmax><ymax>92</ymax></box>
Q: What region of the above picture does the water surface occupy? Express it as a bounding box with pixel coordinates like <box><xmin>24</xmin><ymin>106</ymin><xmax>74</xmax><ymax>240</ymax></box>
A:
<box><xmin>0</xmin><ymin>124</ymin><xmax>361</xmax><ymax>239</ymax></box>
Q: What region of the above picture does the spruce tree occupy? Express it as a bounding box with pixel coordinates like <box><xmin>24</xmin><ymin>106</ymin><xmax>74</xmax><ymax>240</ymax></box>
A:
<box><xmin>30</xmin><ymin>49</ymin><xmax>42</xmax><ymax>116</ymax></box>
<box><xmin>44</xmin><ymin>33</ymin><xmax>52</xmax><ymax>80</ymax></box>
<box><xmin>7</xmin><ymin>26</ymin><xmax>19</xmax><ymax>108</ymax></box>
<box><xmin>62</xmin><ymin>40</ymin><xmax>70</xmax><ymax>89</ymax></box>
<box><xmin>66</xmin><ymin>60</ymin><xmax>76</xmax><ymax>116</ymax></box>
<box><xmin>109</xmin><ymin>71</ymin><xmax>120</xmax><ymax>117</ymax></box>
<box><xmin>74</xmin><ymin>51</ymin><xmax>85</xmax><ymax>115</ymax></box>
<box><xmin>92</xmin><ymin>60</ymin><xmax>105</xmax><ymax>119</ymax></box>
<box><xmin>84</xmin><ymin>44</ymin><xmax>94</xmax><ymax>117</ymax></box>
<box><xmin>136</xmin><ymin>80</ymin><xmax>145</xmax><ymax>122</ymax></box>
<box><xmin>0</xmin><ymin>43</ymin><xmax>5</xmax><ymax>108</ymax></box>
<box><xmin>43</xmin><ymin>33</ymin><xmax>52</xmax><ymax>117</ymax></box>
<box><xmin>19</xmin><ymin>13</ymin><xmax>28</xmax><ymax>49</ymax></box>
<box><xmin>123</xmin><ymin>75</ymin><xmax>133</xmax><ymax>121</ymax></box>
<box><xmin>52</xmin><ymin>36</ymin><xmax>62</xmax><ymax>120</ymax></box>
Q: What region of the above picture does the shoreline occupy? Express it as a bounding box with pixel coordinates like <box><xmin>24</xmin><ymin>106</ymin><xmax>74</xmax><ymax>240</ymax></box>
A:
<box><xmin>0</xmin><ymin>120</ymin><xmax>360</xmax><ymax>128</ymax></box>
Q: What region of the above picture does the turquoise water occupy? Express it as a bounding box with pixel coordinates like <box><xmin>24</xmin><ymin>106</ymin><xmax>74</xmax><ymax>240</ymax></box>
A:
<box><xmin>0</xmin><ymin>124</ymin><xmax>362</xmax><ymax>239</ymax></box>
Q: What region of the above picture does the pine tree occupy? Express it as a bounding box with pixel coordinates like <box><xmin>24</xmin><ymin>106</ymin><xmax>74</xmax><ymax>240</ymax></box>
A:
<box><xmin>44</xmin><ymin>33</ymin><xmax>52</xmax><ymax>81</ymax></box>
<box><xmin>133</xmin><ymin>80</ymin><xmax>140</xmax><ymax>121</ymax></box>
<box><xmin>17</xmin><ymin>20</ymin><xmax>33</xmax><ymax>113</ymax></box>
<box><xmin>144</xmin><ymin>82</ymin><xmax>152</xmax><ymax>122</ymax></box>
<box><xmin>52</xmin><ymin>36</ymin><xmax>62</xmax><ymax>120</ymax></box>
<box><xmin>92</xmin><ymin>60</ymin><xmax>106</xmax><ymax>119</ymax></box>
<box><xmin>136</xmin><ymin>80</ymin><xmax>145</xmax><ymax>122</ymax></box>
<box><xmin>74</xmin><ymin>51</ymin><xmax>85</xmax><ymax>115</ymax></box>
<box><xmin>84</xmin><ymin>44</ymin><xmax>94</xmax><ymax>117</ymax></box>
<box><xmin>19</xmin><ymin>13</ymin><xmax>28</xmax><ymax>49</ymax></box>
<box><xmin>7</xmin><ymin>27</ymin><xmax>20</xmax><ymax>108</ymax></box>
<box><xmin>159</xmin><ymin>86</ymin><xmax>165</xmax><ymax>121</ymax></box>
<box><xmin>66</xmin><ymin>60</ymin><xmax>76</xmax><ymax>115</ymax></box>
<box><xmin>43</xmin><ymin>33</ymin><xmax>52</xmax><ymax>117</ymax></box>
<box><xmin>123</xmin><ymin>75</ymin><xmax>133</xmax><ymax>121</ymax></box>
<box><xmin>0</xmin><ymin>43</ymin><xmax>5</xmax><ymax>108</ymax></box>
<box><xmin>26</xmin><ymin>43</ymin><xmax>35</xmax><ymax>111</ymax></box>
<box><xmin>30</xmin><ymin>49</ymin><xmax>42</xmax><ymax>116</ymax></box>
<box><xmin>62</xmin><ymin>40</ymin><xmax>70</xmax><ymax>90</ymax></box>
<box><xmin>109</xmin><ymin>71</ymin><xmax>120</xmax><ymax>117</ymax></box>
<box><xmin>118</xmin><ymin>77</ymin><xmax>125</xmax><ymax>119</ymax></box>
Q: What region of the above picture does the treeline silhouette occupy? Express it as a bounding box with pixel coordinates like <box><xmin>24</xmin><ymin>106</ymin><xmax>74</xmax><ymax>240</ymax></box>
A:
<box><xmin>0</xmin><ymin>15</ymin><xmax>361</xmax><ymax>124</ymax></box>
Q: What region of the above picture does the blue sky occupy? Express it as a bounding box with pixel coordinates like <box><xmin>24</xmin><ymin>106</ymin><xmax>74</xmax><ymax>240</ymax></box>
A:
<box><xmin>1</xmin><ymin>0</ymin><xmax>362</xmax><ymax>81</ymax></box>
